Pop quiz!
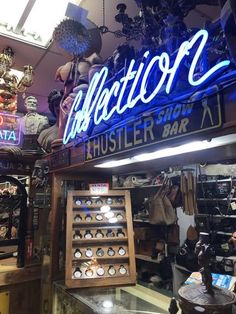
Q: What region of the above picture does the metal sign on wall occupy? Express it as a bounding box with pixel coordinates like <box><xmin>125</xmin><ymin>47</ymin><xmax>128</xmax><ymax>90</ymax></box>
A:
<box><xmin>85</xmin><ymin>93</ymin><xmax>222</xmax><ymax>161</ymax></box>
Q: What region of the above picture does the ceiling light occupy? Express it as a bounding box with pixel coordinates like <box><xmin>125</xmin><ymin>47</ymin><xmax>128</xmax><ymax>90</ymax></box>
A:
<box><xmin>0</xmin><ymin>0</ymin><xmax>72</xmax><ymax>48</ymax></box>
<box><xmin>94</xmin><ymin>134</ymin><xmax>236</xmax><ymax>168</ymax></box>
<box><xmin>95</xmin><ymin>158</ymin><xmax>134</xmax><ymax>168</ymax></box>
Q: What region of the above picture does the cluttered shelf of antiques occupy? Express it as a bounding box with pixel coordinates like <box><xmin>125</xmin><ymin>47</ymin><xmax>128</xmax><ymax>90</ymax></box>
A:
<box><xmin>111</xmin><ymin>167</ymin><xmax>236</xmax><ymax>292</ymax></box>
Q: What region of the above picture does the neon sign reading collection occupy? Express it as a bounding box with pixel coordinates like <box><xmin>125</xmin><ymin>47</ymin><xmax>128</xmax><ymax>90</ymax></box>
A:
<box><xmin>63</xmin><ymin>30</ymin><xmax>230</xmax><ymax>145</ymax></box>
<box><xmin>0</xmin><ymin>113</ymin><xmax>21</xmax><ymax>146</ymax></box>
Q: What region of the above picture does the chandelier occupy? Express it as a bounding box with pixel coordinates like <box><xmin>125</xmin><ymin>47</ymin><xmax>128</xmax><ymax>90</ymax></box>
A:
<box><xmin>0</xmin><ymin>47</ymin><xmax>34</xmax><ymax>113</ymax></box>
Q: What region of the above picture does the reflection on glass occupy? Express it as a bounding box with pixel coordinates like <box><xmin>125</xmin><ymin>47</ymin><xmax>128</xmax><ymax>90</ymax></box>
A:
<box><xmin>109</xmin><ymin>217</ymin><xmax>118</xmax><ymax>223</ymax></box>
<box><xmin>104</xmin><ymin>211</ymin><xmax>114</xmax><ymax>219</ymax></box>
<box><xmin>102</xmin><ymin>300</ymin><xmax>113</xmax><ymax>308</ymax></box>
<box><xmin>100</xmin><ymin>205</ymin><xmax>111</xmax><ymax>213</ymax></box>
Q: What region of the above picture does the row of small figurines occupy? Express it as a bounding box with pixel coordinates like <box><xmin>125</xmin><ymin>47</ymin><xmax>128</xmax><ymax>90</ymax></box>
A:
<box><xmin>73</xmin><ymin>264</ymin><xmax>128</xmax><ymax>279</ymax></box>
<box><xmin>74</xmin><ymin>212</ymin><xmax>124</xmax><ymax>223</ymax></box>
<box><xmin>73</xmin><ymin>228</ymin><xmax>126</xmax><ymax>240</ymax></box>
<box><xmin>73</xmin><ymin>246</ymin><xmax>127</xmax><ymax>259</ymax></box>
<box><xmin>74</xmin><ymin>197</ymin><xmax>124</xmax><ymax>206</ymax></box>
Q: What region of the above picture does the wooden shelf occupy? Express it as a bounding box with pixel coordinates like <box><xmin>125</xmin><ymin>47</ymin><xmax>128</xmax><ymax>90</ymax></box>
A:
<box><xmin>216</xmin><ymin>231</ymin><xmax>232</xmax><ymax>236</ymax></box>
<box><xmin>197</xmin><ymin>198</ymin><xmax>236</xmax><ymax>201</ymax></box>
<box><xmin>73</xmin><ymin>220</ymin><xmax>127</xmax><ymax>226</ymax></box>
<box><xmin>196</xmin><ymin>214</ymin><xmax>236</xmax><ymax>218</ymax></box>
<box><xmin>72</xmin><ymin>237</ymin><xmax>128</xmax><ymax>244</ymax></box>
<box><xmin>73</xmin><ymin>204</ymin><xmax>125</xmax><ymax>208</ymax></box>
<box><xmin>135</xmin><ymin>254</ymin><xmax>160</xmax><ymax>264</ymax></box>
<box><xmin>73</xmin><ymin>209</ymin><xmax>125</xmax><ymax>213</ymax></box>
<box><xmin>197</xmin><ymin>179</ymin><xmax>232</xmax><ymax>183</ymax></box>
<box><xmin>112</xmin><ymin>184</ymin><xmax>162</xmax><ymax>190</ymax></box>
<box><xmin>72</xmin><ymin>256</ymin><xmax>129</xmax><ymax>263</ymax></box>
<box><xmin>133</xmin><ymin>219</ymin><xmax>150</xmax><ymax>223</ymax></box>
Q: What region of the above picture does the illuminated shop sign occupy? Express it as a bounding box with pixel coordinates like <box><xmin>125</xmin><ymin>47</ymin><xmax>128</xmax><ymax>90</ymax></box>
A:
<box><xmin>63</xmin><ymin>30</ymin><xmax>230</xmax><ymax>145</ymax></box>
<box><xmin>0</xmin><ymin>112</ymin><xmax>21</xmax><ymax>146</ymax></box>
<box><xmin>85</xmin><ymin>93</ymin><xmax>222</xmax><ymax>161</ymax></box>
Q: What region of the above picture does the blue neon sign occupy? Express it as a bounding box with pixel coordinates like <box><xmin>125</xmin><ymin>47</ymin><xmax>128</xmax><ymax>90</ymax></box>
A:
<box><xmin>0</xmin><ymin>112</ymin><xmax>22</xmax><ymax>146</ymax></box>
<box><xmin>63</xmin><ymin>30</ymin><xmax>230</xmax><ymax>145</ymax></box>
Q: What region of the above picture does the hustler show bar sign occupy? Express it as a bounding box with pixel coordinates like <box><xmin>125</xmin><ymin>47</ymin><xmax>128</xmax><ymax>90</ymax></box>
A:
<box><xmin>0</xmin><ymin>112</ymin><xmax>21</xmax><ymax>146</ymax></box>
<box><xmin>85</xmin><ymin>93</ymin><xmax>222</xmax><ymax>161</ymax></box>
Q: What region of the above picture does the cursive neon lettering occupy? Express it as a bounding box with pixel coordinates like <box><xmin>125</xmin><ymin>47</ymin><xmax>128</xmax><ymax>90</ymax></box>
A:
<box><xmin>63</xmin><ymin>30</ymin><xmax>230</xmax><ymax>145</ymax></box>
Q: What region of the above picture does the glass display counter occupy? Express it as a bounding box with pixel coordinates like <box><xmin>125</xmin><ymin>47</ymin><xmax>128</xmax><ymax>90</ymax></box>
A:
<box><xmin>53</xmin><ymin>281</ymin><xmax>171</xmax><ymax>314</ymax></box>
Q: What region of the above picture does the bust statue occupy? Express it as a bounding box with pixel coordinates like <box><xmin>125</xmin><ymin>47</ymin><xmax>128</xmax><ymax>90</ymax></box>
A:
<box><xmin>20</xmin><ymin>96</ymin><xmax>49</xmax><ymax>135</ymax></box>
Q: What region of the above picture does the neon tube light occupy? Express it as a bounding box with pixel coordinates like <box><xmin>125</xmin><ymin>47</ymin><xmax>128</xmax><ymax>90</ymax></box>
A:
<box><xmin>94</xmin><ymin>134</ymin><xmax>236</xmax><ymax>168</ymax></box>
<box><xmin>63</xmin><ymin>30</ymin><xmax>230</xmax><ymax>145</ymax></box>
<box><xmin>0</xmin><ymin>112</ymin><xmax>21</xmax><ymax>146</ymax></box>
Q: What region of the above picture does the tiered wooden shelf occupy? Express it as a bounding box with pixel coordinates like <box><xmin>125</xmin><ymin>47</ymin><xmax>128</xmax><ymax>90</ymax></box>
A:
<box><xmin>65</xmin><ymin>190</ymin><xmax>136</xmax><ymax>288</ymax></box>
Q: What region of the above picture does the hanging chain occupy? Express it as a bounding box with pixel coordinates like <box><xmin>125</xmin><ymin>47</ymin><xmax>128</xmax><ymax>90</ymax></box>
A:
<box><xmin>102</xmin><ymin>0</ymin><xmax>105</xmax><ymax>26</ymax></box>
<box><xmin>99</xmin><ymin>0</ymin><xmax>109</xmax><ymax>34</ymax></box>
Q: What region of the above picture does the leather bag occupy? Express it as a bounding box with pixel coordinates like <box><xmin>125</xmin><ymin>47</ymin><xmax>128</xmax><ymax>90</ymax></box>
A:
<box><xmin>148</xmin><ymin>178</ymin><xmax>177</xmax><ymax>225</ymax></box>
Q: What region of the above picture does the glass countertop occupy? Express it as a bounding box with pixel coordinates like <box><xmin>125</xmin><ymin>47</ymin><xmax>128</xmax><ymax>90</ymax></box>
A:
<box><xmin>55</xmin><ymin>282</ymin><xmax>170</xmax><ymax>314</ymax></box>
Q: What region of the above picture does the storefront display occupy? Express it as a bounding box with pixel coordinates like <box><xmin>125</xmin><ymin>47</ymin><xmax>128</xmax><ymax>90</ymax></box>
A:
<box><xmin>2</xmin><ymin>1</ymin><xmax>236</xmax><ymax>314</ymax></box>
<box><xmin>65</xmin><ymin>190</ymin><xmax>136</xmax><ymax>288</ymax></box>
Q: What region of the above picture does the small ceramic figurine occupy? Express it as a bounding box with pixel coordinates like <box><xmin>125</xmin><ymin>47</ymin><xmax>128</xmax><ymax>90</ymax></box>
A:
<box><xmin>20</xmin><ymin>96</ymin><xmax>49</xmax><ymax>135</ymax></box>
<box><xmin>195</xmin><ymin>232</ymin><xmax>214</xmax><ymax>294</ymax></box>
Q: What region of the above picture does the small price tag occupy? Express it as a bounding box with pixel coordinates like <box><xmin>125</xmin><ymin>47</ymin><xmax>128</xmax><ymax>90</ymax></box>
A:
<box><xmin>89</xmin><ymin>183</ymin><xmax>109</xmax><ymax>195</ymax></box>
<box><xmin>231</xmin><ymin>202</ymin><xmax>236</xmax><ymax>210</ymax></box>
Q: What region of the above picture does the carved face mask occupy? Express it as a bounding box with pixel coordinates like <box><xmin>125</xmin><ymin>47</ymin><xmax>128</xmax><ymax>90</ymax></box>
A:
<box><xmin>32</xmin><ymin>160</ymin><xmax>49</xmax><ymax>187</ymax></box>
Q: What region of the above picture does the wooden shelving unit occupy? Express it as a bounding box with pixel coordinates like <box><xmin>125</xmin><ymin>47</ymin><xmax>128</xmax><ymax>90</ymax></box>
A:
<box><xmin>65</xmin><ymin>190</ymin><xmax>136</xmax><ymax>288</ymax></box>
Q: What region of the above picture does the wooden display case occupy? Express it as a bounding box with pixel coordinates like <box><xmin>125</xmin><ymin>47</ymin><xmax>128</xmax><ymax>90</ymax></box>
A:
<box><xmin>65</xmin><ymin>190</ymin><xmax>136</xmax><ymax>288</ymax></box>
